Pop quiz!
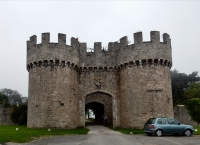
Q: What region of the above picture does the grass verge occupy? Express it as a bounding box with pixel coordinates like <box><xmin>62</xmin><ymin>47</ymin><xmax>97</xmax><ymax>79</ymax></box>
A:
<box><xmin>194</xmin><ymin>126</ymin><xmax>200</xmax><ymax>135</ymax></box>
<box><xmin>0</xmin><ymin>125</ymin><xmax>89</xmax><ymax>143</ymax></box>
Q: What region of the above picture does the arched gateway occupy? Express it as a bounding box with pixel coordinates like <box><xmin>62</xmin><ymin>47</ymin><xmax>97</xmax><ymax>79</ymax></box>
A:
<box><xmin>26</xmin><ymin>31</ymin><xmax>174</xmax><ymax>129</ymax></box>
<box><xmin>85</xmin><ymin>92</ymin><xmax>113</xmax><ymax>126</ymax></box>
<box><xmin>79</xmin><ymin>90</ymin><xmax>119</xmax><ymax>127</ymax></box>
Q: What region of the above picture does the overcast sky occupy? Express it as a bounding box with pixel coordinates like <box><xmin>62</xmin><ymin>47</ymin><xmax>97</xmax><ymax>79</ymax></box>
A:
<box><xmin>0</xmin><ymin>1</ymin><xmax>199</xmax><ymax>97</ymax></box>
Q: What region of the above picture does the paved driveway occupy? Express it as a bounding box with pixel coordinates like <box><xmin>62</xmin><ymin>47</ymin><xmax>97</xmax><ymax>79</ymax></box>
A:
<box><xmin>5</xmin><ymin>125</ymin><xmax>200</xmax><ymax>145</ymax></box>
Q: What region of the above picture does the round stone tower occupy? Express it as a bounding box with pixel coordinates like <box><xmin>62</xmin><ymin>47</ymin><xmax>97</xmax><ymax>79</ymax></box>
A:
<box><xmin>117</xmin><ymin>31</ymin><xmax>173</xmax><ymax>128</ymax></box>
<box><xmin>27</xmin><ymin>33</ymin><xmax>79</xmax><ymax>128</ymax></box>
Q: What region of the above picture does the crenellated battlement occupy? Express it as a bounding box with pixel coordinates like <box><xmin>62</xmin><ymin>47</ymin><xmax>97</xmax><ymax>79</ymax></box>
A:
<box><xmin>27</xmin><ymin>33</ymin><xmax>79</xmax><ymax>47</ymax></box>
<box><xmin>27</xmin><ymin>31</ymin><xmax>172</xmax><ymax>70</ymax></box>
<box><xmin>79</xmin><ymin>31</ymin><xmax>172</xmax><ymax>67</ymax></box>
<box><xmin>27</xmin><ymin>33</ymin><xmax>80</xmax><ymax>68</ymax></box>
<box><xmin>133</xmin><ymin>31</ymin><xmax>171</xmax><ymax>44</ymax></box>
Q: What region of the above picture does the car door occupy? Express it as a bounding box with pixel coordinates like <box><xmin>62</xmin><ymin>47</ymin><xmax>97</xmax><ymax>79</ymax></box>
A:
<box><xmin>167</xmin><ymin>118</ymin><xmax>184</xmax><ymax>133</ymax></box>
<box><xmin>156</xmin><ymin>118</ymin><xmax>169</xmax><ymax>133</ymax></box>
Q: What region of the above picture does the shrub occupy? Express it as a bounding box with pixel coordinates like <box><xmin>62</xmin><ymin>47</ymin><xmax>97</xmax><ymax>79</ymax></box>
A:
<box><xmin>10</xmin><ymin>103</ymin><xmax>27</xmax><ymax>125</ymax></box>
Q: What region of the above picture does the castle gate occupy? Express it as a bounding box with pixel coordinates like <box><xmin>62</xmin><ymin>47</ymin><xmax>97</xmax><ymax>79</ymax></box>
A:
<box><xmin>26</xmin><ymin>31</ymin><xmax>173</xmax><ymax>129</ymax></box>
<box><xmin>85</xmin><ymin>92</ymin><xmax>113</xmax><ymax>126</ymax></box>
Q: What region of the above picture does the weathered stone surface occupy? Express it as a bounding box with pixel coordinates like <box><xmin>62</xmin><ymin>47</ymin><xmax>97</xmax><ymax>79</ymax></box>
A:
<box><xmin>174</xmin><ymin>106</ymin><xmax>198</xmax><ymax>126</ymax></box>
<box><xmin>27</xmin><ymin>31</ymin><xmax>173</xmax><ymax>128</ymax></box>
<box><xmin>0</xmin><ymin>107</ymin><xmax>14</xmax><ymax>125</ymax></box>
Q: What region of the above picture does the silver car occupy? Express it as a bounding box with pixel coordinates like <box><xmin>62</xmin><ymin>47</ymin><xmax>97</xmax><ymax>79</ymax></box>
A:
<box><xmin>144</xmin><ymin>117</ymin><xmax>195</xmax><ymax>137</ymax></box>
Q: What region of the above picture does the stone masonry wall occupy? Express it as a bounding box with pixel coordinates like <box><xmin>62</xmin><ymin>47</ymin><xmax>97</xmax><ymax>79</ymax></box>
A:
<box><xmin>119</xmin><ymin>63</ymin><xmax>173</xmax><ymax>128</ymax></box>
<box><xmin>77</xmin><ymin>69</ymin><xmax>120</xmax><ymax>128</ymax></box>
<box><xmin>28</xmin><ymin>65</ymin><xmax>78</xmax><ymax>128</ymax></box>
<box><xmin>0</xmin><ymin>107</ymin><xmax>14</xmax><ymax>125</ymax></box>
<box><xmin>174</xmin><ymin>106</ymin><xmax>198</xmax><ymax>126</ymax></box>
<box><xmin>79</xmin><ymin>42</ymin><xmax>117</xmax><ymax>67</ymax></box>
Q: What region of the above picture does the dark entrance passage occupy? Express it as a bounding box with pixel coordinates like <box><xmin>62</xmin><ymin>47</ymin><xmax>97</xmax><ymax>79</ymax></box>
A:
<box><xmin>85</xmin><ymin>102</ymin><xmax>104</xmax><ymax>125</ymax></box>
<box><xmin>85</xmin><ymin>92</ymin><xmax>113</xmax><ymax>126</ymax></box>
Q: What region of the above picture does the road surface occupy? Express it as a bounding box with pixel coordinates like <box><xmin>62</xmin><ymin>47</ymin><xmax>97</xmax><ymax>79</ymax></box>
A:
<box><xmin>5</xmin><ymin>125</ymin><xmax>200</xmax><ymax>145</ymax></box>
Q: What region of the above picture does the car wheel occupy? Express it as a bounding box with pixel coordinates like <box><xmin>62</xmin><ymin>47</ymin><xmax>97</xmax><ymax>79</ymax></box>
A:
<box><xmin>155</xmin><ymin>129</ymin><xmax>162</xmax><ymax>137</ymax></box>
<box><xmin>146</xmin><ymin>133</ymin><xmax>152</xmax><ymax>136</ymax></box>
<box><xmin>184</xmin><ymin>129</ymin><xmax>192</xmax><ymax>137</ymax></box>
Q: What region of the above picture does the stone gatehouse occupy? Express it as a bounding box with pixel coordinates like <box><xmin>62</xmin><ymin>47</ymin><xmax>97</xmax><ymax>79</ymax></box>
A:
<box><xmin>26</xmin><ymin>31</ymin><xmax>174</xmax><ymax>128</ymax></box>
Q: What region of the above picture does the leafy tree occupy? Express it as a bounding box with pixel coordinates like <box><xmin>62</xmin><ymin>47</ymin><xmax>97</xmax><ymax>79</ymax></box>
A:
<box><xmin>0</xmin><ymin>88</ymin><xmax>22</xmax><ymax>105</ymax></box>
<box><xmin>85</xmin><ymin>108</ymin><xmax>94</xmax><ymax>119</ymax></box>
<box><xmin>21</xmin><ymin>97</ymin><xmax>28</xmax><ymax>103</ymax></box>
<box><xmin>171</xmin><ymin>70</ymin><xmax>200</xmax><ymax>105</ymax></box>
<box><xmin>0</xmin><ymin>88</ymin><xmax>27</xmax><ymax>125</ymax></box>
<box><xmin>0</xmin><ymin>92</ymin><xmax>10</xmax><ymax>108</ymax></box>
<box><xmin>184</xmin><ymin>82</ymin><xmax>200</xmax><ymax>99</ymax></box>
<box><xmin>10</xmin><ymin>103</ymin><xmax>27</xmax><ymax>125</ymax></box>
<box><xmin>186</xmin><ymin>98</ymin><xmax>200</xmax><ymax>125</ymax></box>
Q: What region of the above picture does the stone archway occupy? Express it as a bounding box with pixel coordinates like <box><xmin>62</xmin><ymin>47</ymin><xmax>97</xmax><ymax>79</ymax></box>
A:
<box><xmin>85</xmin><ymin>92</ymin><xmax>113</xmax><ymax>126</ymax></box>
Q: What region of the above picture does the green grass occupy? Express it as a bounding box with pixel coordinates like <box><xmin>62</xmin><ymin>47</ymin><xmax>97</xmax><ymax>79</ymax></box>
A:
<box><xmin>0</xmin><ymin>125</ymin><xmax>89</xmax><ymax>143</ymax></box>
<box><xmin>110</xmin><ymin>127</ymin><xmax>144</xmax><ymax>134</ymax></box>
<box><xmin>194</xmin><ymin>126</ymin><xmax>200</xmax><ymax>135</ymax></box>
<box><xmin>87</xmin><ymin>118</ymin><xmax>95</xmax><ymax>122</ymax></box>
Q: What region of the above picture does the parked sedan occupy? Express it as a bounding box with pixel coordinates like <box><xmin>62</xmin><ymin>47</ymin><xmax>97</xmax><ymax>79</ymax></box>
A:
<box><xmin>143</xmin><ymin>117</ymin><xmax>195</xmax><ymax>137</ymax></box>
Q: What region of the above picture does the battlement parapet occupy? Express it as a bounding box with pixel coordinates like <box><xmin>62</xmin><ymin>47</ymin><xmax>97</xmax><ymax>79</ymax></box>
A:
<box><xmin>27</xmin><ymin>31</ymin><xmax>172</xmax><ymax>70</ymax></box>
<box><xmin>27</xmin><ymin>33</ymin><xmax>79</xmax><ymax>66</ymax></box>
<box><xmin>116</xmin><ymin>31</ymin><xmax>172</xmax><ymax>66</ymax></box>
<box><xmin>79</xmin><ymin>31</ymin><xmax>172</xmax><ymax>67</ymax></box>
<box><xmin>133</xmin><ymin>31</ymin><xmax>171</xmax><ymax>44</ymax></box>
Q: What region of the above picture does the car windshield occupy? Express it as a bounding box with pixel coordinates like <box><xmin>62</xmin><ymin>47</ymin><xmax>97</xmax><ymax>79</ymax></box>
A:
<box><xmin>146</xmin><ymin>118</ymin><xmax>156</xmax><ymax>124</ymax></box>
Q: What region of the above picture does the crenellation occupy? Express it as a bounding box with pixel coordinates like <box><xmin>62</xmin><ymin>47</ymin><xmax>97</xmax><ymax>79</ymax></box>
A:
<box><xmin>71</xmin><ymin>37</ymin><xmax>79</xmax><ymax>48</ymax></box>
<box><xmin>108</xmin><ymin>42</ymin><xmax>119</xmax><ymax>52</ymax></box>
<box><xmin>94</xmin><ymin>42</ymin><xmax>101</xmax><ymax>55</ymax></box>
<box><xmin>79</xmin><ymin>43</ymin><xmax>87</xmax><ymax>56</ymax></box>
<box><xmin>163</xmin><ymin>33</ymin><xmax>171</xmax><ymax>46</ymax></box>
<box><xmin>42</xmin><ymin>33</ymin><xmax>50</xmax><ymax>44</ymax></box>
<box><xmin>30</xmin><ymin>35</ymin><xmax>37</xmax><ymax>44</ymax></box>
<box><xmin>30</xmin><ymin>35</ymin><xmax>37</xmax><ymax>45</ymax></box>
<box><xmin>58</xmin><ymin>33</ymin><xmax>66</xmax><ymax>45</ymax></box>
<box><xmin>150</xmin><ymin>31</ymin><xmax>160</xmax><ymax>43</ymax></box>
<box><xmin>27</xmin><ymin>32</ymin><xmax>171</xmax><ymax>68</ymax></box>
<box><xmin>27</xmin><ymin>41</ymin><xmax>30</xmax><ymax>50</ymax></box>
<box><xmin>120</xmin><ymin>36</ymin><xmax>128</xmax><ymax>47</ymax></box>
<box><xmin>134</xmin><ymin>32</ymin><xmax>143</xmax><ymax>44</ymax></box>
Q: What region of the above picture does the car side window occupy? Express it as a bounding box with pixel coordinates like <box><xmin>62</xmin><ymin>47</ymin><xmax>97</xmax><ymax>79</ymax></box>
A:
<box><xmin>146</xmin><ymin>118</ymin><xmax>156</xmax><ymax>124</ymax></box>
<box><xmin>157</xmin><ymin>118</ymin><xmax>167</xmax><ymax>124</ymax></box>
<box><xmin>167</xmin><ymin>118</ymin><xmax>179</xmax><ymax>125</ymax></box>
